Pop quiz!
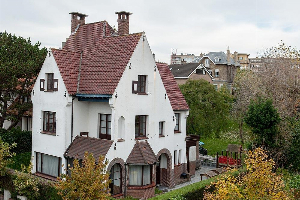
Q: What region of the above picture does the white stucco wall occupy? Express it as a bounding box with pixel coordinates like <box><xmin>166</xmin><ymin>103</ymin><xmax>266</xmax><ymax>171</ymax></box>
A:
<box><xmin>105</xmin><ymin>34</ymin><xmax>189</xmax><ymax>169</ymax></box>
<box><xmin>31</xmin><ymin>53</ymin><xmax>72</xmax><ymax>173</ymax></box>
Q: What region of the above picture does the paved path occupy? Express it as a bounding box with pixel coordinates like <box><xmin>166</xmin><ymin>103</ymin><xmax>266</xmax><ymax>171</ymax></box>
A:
<box><xmin>158</xmin><ymin>166</ymin><xmax>217</xmax><ymax>192</ymax></box>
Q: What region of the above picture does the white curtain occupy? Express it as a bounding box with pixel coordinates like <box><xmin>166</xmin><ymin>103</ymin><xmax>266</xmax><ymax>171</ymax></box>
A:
<box><xmin>42</xmin><ymin>154</ymin><xmax>59</xmax><ymax>177</ymax></box>
<box><xmin>36</xmin><ymin>152</ymin><xmax>41</xmax><ymax>172</ymax></box>
<box><xmin>129</xmin><ymin>165</ymin><xmax>142</xmax><ymax>185</ymax></box>
<box><xmin>143</xmin><ymin>165</ymin><xmax>151</xmax><ymax>185</ymax></box>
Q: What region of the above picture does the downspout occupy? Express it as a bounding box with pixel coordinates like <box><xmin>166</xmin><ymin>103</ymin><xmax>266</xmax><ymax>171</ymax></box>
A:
<box><xmin>71</xmin><ymin>97</ymin><xmax>74</xmax><ymax>142</ymax></box>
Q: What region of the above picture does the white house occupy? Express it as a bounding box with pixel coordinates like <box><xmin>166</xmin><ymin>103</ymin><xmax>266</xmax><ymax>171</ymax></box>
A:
<box><xmin>31</xmin><ymin>11</ymin><xmax>192</xmax><ymax>199</ymax></box>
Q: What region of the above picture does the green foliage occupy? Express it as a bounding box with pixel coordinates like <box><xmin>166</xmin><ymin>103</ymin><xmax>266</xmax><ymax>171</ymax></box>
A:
<box><xmin>8</xmin><ymin>152</ymin><xmax>31</xmax><ymax>171</ymax></box>
<box><xmin>286</xmin><ymin>118</ymin><xmax>300</xmax><ymax>172</ymax></box>
<box><xmin>13</xmin><ymin>164</ymin><xmax>40</xmax><ymax>199</ymax></box>
<box><xmin>0</xmin><ymin>138</ymin><xmax>16</xmax><ymax>176</ymax></box>
<box><xmin>180</xmin><ymin>80</ymin><xmax>233</xmax><ymax>138</ymax></box>
<box><xmin>201</xmin><ymin>138</ymin><xmax>240</xmax><ymax>156</ymax></box>
<box><xmin>56</xmin><ymin>152</ymin><xmax>111</xmax><ymax>200</ymax></box>
<box><xmin>0</xmin><ymin>31</ymin><xmax>47</xmax><ymax>129</ymax></box>
<box><xmin>244</xmin><ymin>97</ymin><xmax>281</xmax><ymax>147</ymax></box>
<box><xmin>0</xmin><ymin>128</ymin><xmax>32</xmax><ymax>153</ymax></box>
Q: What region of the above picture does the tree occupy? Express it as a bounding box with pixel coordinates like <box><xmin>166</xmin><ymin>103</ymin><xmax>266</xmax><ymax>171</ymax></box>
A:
<box><xmin>0</xmin><ymin>138</ymin><xmax>15</xmax><ymax>176</ymax></box>
<box><xmin>179</xmin><ymin>79</ymin><xmax>233</xmax><ymax>138</ymax></box>
<box><xmin>55</xmin><ymin>152</ymin><xmax>111</xmax><ymax>200</ymax></box>
<box><xmin>0</xmin><ymin>32</ymin><xmax>47</xmax><ymax>129</ymax></box>
<box><xmin>204</xmin><ymin>148</ymin><xmax>292</xmax><ymax>199</ymax></box>
<box><xmin>244</xmin><ymin>97</ymin><xmax>281</xmax><ymax>148</ymax></box>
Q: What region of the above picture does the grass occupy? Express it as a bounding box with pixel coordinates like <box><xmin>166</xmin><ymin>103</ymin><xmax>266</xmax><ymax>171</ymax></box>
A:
<box><xmin>8</xmin><ymin>151</ymin><xmax>31</xmax><ymax>171</ymax></box>
<box><xmin>200</xmin><ymin>138</ymin><xmax>241</xmax><ymax>156</ymax></box>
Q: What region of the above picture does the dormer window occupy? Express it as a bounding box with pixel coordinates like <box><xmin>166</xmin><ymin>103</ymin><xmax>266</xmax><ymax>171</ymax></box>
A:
<box><xmin>132</xmin><ymin>75</ymin><xmax>147</xmax><ymax>94</ymax></box>
<box><xmin>40</xmin><ymin>73</ymin><xmax>58</xmax><ymax>91</ymax></box>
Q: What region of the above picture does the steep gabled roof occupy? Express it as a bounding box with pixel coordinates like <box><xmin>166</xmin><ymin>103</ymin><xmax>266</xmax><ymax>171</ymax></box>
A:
<box><xmin>169</xmin><ymin>63</ymin><xmax>200</xmax><ymax>78</ymax></box>
<box><xmin>157</xmin><ymin>63</ymin><xmax>189</xmax><ymax>111</ymax></box>
<box><xmin>52</xmin><ymin>21</ymin><xmax>142</xmax><ymax>95</ymax></box>
<box><xmin>126</xmin><ymin>141</ymin><xmax>157</xmax><ymax>165</ymax></box>
<box><xmin>204</xmin><ymin>52</ymin><xmax>239</xmax><ymax>66</ymax></box>
<box><xmin>64</xmin><ymin>136</ymin><xmax>113</xmax><ymax>161</ymax></box>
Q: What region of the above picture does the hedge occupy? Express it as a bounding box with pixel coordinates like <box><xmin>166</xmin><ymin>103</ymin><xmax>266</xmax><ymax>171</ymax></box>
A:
<box><xmin>0</xmin><ymin>128</ymin><xmax>32</xmax><ymax>153</ymax></box>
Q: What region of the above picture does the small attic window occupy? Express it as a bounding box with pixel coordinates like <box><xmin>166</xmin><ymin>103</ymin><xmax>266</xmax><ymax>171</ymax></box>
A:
<box><xmin>214</xmin><ymin>57</ymin><xmax>221</xmax><ymax>62</ymax></box>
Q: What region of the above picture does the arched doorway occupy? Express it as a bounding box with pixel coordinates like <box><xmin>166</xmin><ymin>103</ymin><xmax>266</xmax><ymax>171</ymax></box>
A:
<box><xmin>156</xmin><ymin>153</ymin><xmax>170</xmax><ymax>187</ymax></box>
<box><xmin>109</xmin><ymin>163</ymin><xmax>122</xmax><ymax>195</ymax></box>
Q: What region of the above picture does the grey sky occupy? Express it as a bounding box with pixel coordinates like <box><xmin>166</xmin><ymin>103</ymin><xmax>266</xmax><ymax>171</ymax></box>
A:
<box><xmin>1</xmin><ymin>0</ymin><xmax>300</xmax><ymax>63</ymax></box>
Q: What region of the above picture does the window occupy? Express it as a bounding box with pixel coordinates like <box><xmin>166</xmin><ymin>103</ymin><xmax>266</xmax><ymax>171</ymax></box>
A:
<box><xmin>40</xmin><ymin>73</ymin><xmax>58</xmax><ymax>91</ymax></box>
<box><xmin>135</xmin><ymin>115</ymin><xmax>147</xmax><ymax>138</ymax></box>
<box><xmin>159</xmin><ymin>121</ymin><xmax>165</xmax><ymax>137</ymax></box>
<box><xmin>132</xmin><ymin>75</ymin><xmax>147</xmax><ymax>94</ymax></box>
<box><xmin>196</xmin><ymin>69</ymin><xmax>205</xmax><ymax>75</ymax></box>
<box><xmin>178</xmin><ymin>149</ymin><xmax>182</xmax><ymax>164</ymax></box>
<box><xmin>174</xmin><ymin>113</ymin><xmax>180</xmax><ymax>132</ymax></box>
<box><xmin>129</xmin><ymin>165</ymin><xmax>151</xmax><ymax>186</ymax></box>
<box><xmin>99</xmin><ymin>114</ymin><xmax>111</xmax><ymax>140</ymax></box>
<box><xmin>215</xmin><ymin>69</ymin><xmax>219</xmax><ymax>77</ymax></box>
<box><xmin>36</xmin><ymin>152</ymin><xmax>61</xmax><ymax>177</ymax></box>
<box><xmin>238</xmin><ymin>56</ymin><xmax>243</xmax><ymax>60</ymax></box>
<box><xmin>174</xmin><ymin>150</ymin><xmax>178</xmax><ymax>165</ymax></box>
<box><xmin>205</xmin><ymin>59</ymin><xmax>210</xmax><ymax>67</ymax></box>
<box><xmin>43</xmin><ymin>111</ymin><xmax>56</xmax><ymax>134</ymax></box>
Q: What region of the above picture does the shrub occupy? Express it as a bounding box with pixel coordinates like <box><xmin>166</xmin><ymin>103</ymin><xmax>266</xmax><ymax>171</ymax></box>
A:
<box><xmin>55</xmin><ymin>152</ymin><xmax>111</xmax><ymax>200</ymax></box>
<box><xmin>0</xmin><ymin>138</ymin><xmax>16</xmax><ymax>176</ymax></box>
<box><xmin>204</xmin><ymin>148</ymin><xmax>292</xmax><ymax>199</ymax></box>
<box><xmin>0</xmin><ymin>128</ymin><xmax>32</xmax><ymax>153</ymax></box>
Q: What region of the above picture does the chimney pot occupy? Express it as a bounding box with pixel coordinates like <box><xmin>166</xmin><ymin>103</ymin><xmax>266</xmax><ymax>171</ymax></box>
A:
<box><xmin>69</xmin><ymin>12</ymin><xmax>88</xmax><ymax>34</ymax></box>
<box><xmin>115</xmin><ymin>11</ymin><xmax>132</xmax><ymax>35</ymax></box>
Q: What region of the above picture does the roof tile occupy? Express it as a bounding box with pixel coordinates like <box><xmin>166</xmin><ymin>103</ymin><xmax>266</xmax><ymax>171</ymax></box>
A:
<box><xmin>126</xmin><ymin>141</ymin><xmax>157</xmax><ymax>164</ymax></box>
<box><xmin>157</xmin><ymin>63</ymin><xmax>189</xmax><ymax>111</ymax></box>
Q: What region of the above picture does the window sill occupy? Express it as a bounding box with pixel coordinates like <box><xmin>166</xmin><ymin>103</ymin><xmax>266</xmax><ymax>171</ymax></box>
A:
<box><xmin>41</xmin><ymin>131</ymin><xmax>56</xmax><ymax>136</ymax></box>
<box><xmin>117</xmin><ymin>138</ymin><xmax>125</xmax><ymax>142</ymax></box>
<box><xmin>34</xmin><ymin>172</ymin><xmax>58</xmax><ymax>181</ymax></box>
<box><xmin>135</xmin><ymin>137</ymin><xmax>149</xmax><ymax>140</ymax></box>
<box><xmin>128</xmin><ymin>182</ymin><xmax>155</xmax><ymax>190</ymax></box>
<box><xmin>137</xmin><ymin>93</ymin><xmax>148</xmax><ymax>95</ymax></box>
<box><xmin>174</xmin><ymin>131</ymin><xmax>181</xmax><ymax>134</ymax></box>
<box><xmin>159</xmin><ymin>135</ymin><xmax>165</xmax><ymax>138</ymax></box>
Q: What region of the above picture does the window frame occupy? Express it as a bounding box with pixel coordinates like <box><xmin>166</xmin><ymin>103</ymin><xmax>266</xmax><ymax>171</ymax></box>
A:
<box><xmin>132</xmin><ymin>75</ymin><xmax>147</xmax><ymax>94</ymax></box>
<box><xmin>45</xmin><ymin>73</ymin><xmax>58</xmax><ymax>92</ymax></box>
<box><xmin>128</xmin><ymin>165</ymin><xmax>152</xmax><ymax>186</ymax></box>
<box><xmin>43</xmin><ymin>111</ymin><xmax>56</xmax><ymax>135</ymax></box>
<box><xmin>159</xmin><ymin>121</ymin><xmax>165</xmax><ymax>137</ymax></box>
<box><xmin>174</xmin><ymin>113</ymin><xmax>180</xmax><ymax>133</ymax></box>
<box><xmin>135</xmin><ymin>115</ymin><xmax>147</xmax><ymax>138</ymax></box>
<box><xmin>35</xmin><ymin>152</ymin><xmax>61</xmax><ymax>178</ymax></box>
<box><xmin>99</xmin><ymin>114</ymin><xmax>112</xmax><ymax>140</ymax></box>
<box><xmin>215</xmin><ymin>69</ymin><xmax>219</xmax><ymax>77</ymax></box>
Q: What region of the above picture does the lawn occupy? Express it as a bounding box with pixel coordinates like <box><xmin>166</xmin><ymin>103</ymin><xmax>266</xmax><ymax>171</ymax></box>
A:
<box><xmin>200</xmin><ymin>138</ymin><xmax>241</xmax><ymax>156</ymax></box>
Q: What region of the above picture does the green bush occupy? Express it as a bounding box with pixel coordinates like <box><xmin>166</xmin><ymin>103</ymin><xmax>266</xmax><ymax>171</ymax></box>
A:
<box><xmin>8</xmin><ymin>152</ymin><xmax>31</xmax><ymax>171</ymax></box>
<box><xmin>0</xmin><ymin>128</ymin><xmax>32</xmax><ymax>153</ymax></box>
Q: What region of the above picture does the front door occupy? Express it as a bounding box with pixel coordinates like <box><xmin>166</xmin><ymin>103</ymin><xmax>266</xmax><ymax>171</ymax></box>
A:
<box><xmin>109</xmin><ymin>164</ymin><xmax>122</xmax><ymax>195</ymax></box>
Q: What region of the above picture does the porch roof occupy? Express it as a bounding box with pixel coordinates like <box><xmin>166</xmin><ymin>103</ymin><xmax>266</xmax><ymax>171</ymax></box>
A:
<box><xmin>126</xmin><ymin>140</ymin><xmax>157</xmax><ymax>165</ymax></box>
<box><xmin>64</xmin><ymin>136</ymin><xmax>113</xmax><ymax>161</ymax></box>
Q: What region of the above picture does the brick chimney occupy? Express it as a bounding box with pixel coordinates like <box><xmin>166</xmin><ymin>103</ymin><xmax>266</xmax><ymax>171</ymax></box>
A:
<box><xmin>69</xmin><ymin>12</ymin><xmax>88</xmax><ymax>34</ymax></box>
<box><xmin>115</xmin><ymin>11</ymin><xmax>132</xmax><ymax>35</ymax></box>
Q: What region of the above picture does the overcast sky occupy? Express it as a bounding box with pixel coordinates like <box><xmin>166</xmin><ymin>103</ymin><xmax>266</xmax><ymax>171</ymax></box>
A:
<box><xmin>1</xmin><ymin>0</ymin><xmax>300</xmax><ymax>64</ymax></box>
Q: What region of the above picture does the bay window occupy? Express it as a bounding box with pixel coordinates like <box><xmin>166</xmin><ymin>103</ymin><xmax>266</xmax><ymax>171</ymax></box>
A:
<box><xmin>129</xmin><ymin>165</ymin><xmax>151</xmax><ymax>186</ymax></box>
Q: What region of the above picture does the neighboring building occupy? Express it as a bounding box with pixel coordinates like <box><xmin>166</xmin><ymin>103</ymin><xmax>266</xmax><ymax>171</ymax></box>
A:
<box><xmin>170</xmin><ymin>53</ymin><xmax>198</xmax><ymax>64</ymax></box>
<box><xmin>236</xmin><ymin>53</ymin><xmax>250</xmax><ymax>69</ymax></box>
<box><xmin>170</xmin><ymin>50</ymin><xmax>240</xmax><ymax>90</ymax></box>
<box><xmin>249</xmin><ymin>57</ymin><xmax>264</xmax><ymax>72</ymax></box>
<box><xmin>31</xmin><ymin>11</ymin><xmax>194</xmax><ymax>199</ymax></box>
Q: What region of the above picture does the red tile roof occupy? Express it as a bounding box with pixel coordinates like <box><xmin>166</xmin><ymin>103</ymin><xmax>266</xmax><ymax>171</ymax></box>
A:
<box><xmin>52</xmin><ymin>21</ymin><xmax>142</xmax><ymax>95</ymax></box>
<box><xmin>64</xmin><ymin>136</ymin><xmax>113</xmax><ymax>161</ymax></box>
<box><xmin>157</xmin><ymin>63</ymin><xmax>189</xmax><ymax>111</ymax></box>
<box><xmin>126</xmin><ymin>141</ymin><xmax>157</xmax><ymax>164</ymax></box>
